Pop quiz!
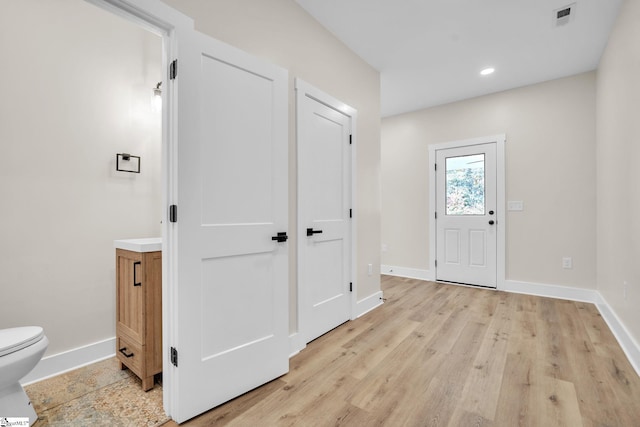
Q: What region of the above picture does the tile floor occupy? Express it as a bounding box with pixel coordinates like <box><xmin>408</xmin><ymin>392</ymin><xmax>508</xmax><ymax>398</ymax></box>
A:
<box><xmin>24</xmin><ymin>358</ymin><xmax>169</xmax><ymax>426</ymax></box>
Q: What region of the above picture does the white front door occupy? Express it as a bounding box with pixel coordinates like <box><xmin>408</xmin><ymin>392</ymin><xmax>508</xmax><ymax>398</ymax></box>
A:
<box><xmin>170</xmin><ymin>30</ymin><xmax>289</xmax><ymax>422</ymax></box>
<box><xmin>296</xmin><ymin>81</ymin><xmax>353</xmax><ymax>343</ymax></box>
<box><xmin>435</xmin><ymin>143</ymin><xmax>497</xmax><ymax>288</ymax></box>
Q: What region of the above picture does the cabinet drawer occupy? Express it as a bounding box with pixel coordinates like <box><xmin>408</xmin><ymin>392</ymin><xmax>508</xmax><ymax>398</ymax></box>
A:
<box><xmin>116</xmin><ymin>335</ymin><xmax>143</xmax><ymax>375</ymax></box>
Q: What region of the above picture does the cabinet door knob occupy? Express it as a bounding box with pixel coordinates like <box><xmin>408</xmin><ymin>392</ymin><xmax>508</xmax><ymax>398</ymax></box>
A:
<box><xmin>119</xmin><ymin>347</ymin><xmax>134</xmax><ymax>358</ymax></box>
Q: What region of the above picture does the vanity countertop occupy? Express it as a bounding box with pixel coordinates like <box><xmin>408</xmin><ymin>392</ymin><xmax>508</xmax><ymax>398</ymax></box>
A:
<box><xmin>114</xmin><ymin>237</ymin><xmax>162</xmax><ymax>253</ymax></box>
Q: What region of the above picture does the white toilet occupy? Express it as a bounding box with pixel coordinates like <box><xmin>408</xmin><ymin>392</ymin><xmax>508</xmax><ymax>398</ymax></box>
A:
<box><xmin>0</xmin><ymin>326</ymin><xmax>49</xmax><ymax>425</ymax></box>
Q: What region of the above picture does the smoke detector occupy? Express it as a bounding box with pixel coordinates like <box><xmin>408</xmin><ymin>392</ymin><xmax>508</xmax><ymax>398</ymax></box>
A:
<box><xmin>554</xmin><ymin>3</ymin><xmax>576</xmax><ymax>27</ymax></box>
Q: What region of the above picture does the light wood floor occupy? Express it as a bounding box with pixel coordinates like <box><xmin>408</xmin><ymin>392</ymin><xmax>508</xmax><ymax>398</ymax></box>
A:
<box><xmin>163</xmin><ymin>275</ymin><xmax>640</xmax><ymax>426</ymax></box>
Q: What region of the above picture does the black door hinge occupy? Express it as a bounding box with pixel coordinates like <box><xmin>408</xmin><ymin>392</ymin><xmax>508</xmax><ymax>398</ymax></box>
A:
<box><xmin>171</xmin><ymin>347</ymin><xmax>178</xmax><ymax>367</ymax></box>
<box><xmin>169</xmin><ymin>205</ymin><xmax>178</xmax><ymax>223</ymax></box>
<box><xmin>349</xmin><ymin>282</ymin><xmax>353</xmax><ymax>292</ymax></box>
<box><xmin>169</xmin><ymin>59</ymin><xmax>178</xmax><ymax>80</ymax></box>
<box><xmin>349</xmin><ymin>134</ymin><xmax>352</xmax><ymax>145</ymax></box>
<box><xmin>434</xmin><ymin>163</ymin><xmax>437</xmax><ymax>171</ymax></box>
<box><xmin>435</xmin><ymin>212</ymin><xmax>437</xmax><ymax>219</ymax></box>
<box><xmin>349</xmin><ymin>209</ymin><xmax>352</xmax><ymax>218</ymax></box>
<box><xmin>435</xmin><ymin>260</ymin><xmax>438</xmax><ymax>268</ymax></box>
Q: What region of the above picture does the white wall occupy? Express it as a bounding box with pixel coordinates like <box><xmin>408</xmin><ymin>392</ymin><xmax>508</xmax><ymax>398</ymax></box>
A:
<box><xmin>0</xmin><ymin>0</ymin><xmax>162</xmax><ymax>355</ymax></box>
<box><xmin>596</xmin><ymin>0</ymin><xmax>640</xmax><ymax>345</ymax></box>
<box><xmin>382</xmin><ymin>72</ymin><xmax>597</xmax><ymax>289</ymax></box>
<box><xmin>160</xmin><ymin>0</ymin><xmax>382</xmax><ymax>333</ymax></box>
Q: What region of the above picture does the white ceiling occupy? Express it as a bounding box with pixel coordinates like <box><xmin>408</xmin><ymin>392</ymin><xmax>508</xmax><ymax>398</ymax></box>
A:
<box><xmin>295</xmin><ymin>0</ymin><xmax>623</xmax><ymax>117</ymax></box>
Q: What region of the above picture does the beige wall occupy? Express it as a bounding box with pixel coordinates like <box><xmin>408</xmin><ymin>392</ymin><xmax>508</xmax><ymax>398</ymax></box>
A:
<box><xmin>382</xmin><ymin>72</ymin><xmax>597</xmax><ymax>288</ymax></box>
<box><xmin>160</xmin><ymin>0</ymin><xmax>382</xmax><ymax>333</ymax></box>
<box><xmin>596</xmin><ymin>0</ymin><xmax>640</xmax><ymax>344</ymax></box>
<box><xmin>0</xmin><ymin>1</ymin><xmax>162</xmax><ymax>355</ymax></box>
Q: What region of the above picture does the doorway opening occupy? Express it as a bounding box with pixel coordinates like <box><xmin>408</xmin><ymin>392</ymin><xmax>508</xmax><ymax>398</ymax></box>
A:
<box><xmin>2</xmin><ymin>0</ymin><xmax>168</xmax><ymax>421</ymax></box>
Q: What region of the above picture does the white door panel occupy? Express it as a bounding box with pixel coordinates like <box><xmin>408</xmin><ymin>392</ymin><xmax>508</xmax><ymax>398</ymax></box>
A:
<box><xmin>297</xmin><ymin>83</ymin><xmax>353</xmax><ymax>344</ymax></box>
<box><xmin>172</xmin><ymin>30</ymin><xmax>288</xmax><ymax>423</ymax></box>
<box><xmin>436</xmin><ymin>143</ymin><xmax>497</xmax><ymax>288</ymax></box>
<box><xmin>469</xmin><ymin>229</ymin><xmax>487</xmax><ymax>267</ymax></box>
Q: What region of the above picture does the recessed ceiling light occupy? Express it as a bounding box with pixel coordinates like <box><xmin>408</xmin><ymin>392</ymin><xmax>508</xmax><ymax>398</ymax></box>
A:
<box><xmin>480</xmin><ymin>67</ymin><xmax>495</xmax><ymax>76</ymax></box>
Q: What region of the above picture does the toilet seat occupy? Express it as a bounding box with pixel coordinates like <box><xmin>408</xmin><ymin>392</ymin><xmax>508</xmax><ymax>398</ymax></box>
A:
<box><xmin>0</xmin><ymin>326</ymin><xmax>45</xmax><ymax>357</ymax></box>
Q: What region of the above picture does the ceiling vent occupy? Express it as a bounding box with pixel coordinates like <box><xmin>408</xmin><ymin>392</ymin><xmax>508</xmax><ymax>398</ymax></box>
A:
<box><xmin>554</xmin><ymin>3</ymin><xmax>576</xmax><ymax>27</ymax></box>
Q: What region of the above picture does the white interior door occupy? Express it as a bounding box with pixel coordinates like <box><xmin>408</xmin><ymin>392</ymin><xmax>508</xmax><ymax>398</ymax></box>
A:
<box><xmin>297</xmin><ymin>82</ymin><xmax>352</xmax><ymax>344</ymax></box>
<box><xmin>170</xmin><ymin>30</ymin><xmax>289</xmax><ymax>422</ymax></box>
<box><xmin>436</xmin><ymin>143</ymin><xmax>497</xmax><ymax>288</ymax></box>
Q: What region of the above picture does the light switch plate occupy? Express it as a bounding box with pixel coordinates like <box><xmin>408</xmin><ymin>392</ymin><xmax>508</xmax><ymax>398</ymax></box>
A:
<box><xmin>508</xmin><ymin>201</ymin><xmax>524</xmax><ymax>211</ymax></box>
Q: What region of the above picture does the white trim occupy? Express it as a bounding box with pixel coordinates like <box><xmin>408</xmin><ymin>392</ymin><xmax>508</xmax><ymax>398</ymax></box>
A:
<box><xmin>354</xmin><ymin>291</ymin><xmax>384</xmax><ymax>318</ymax></box>
<box><xmin>381</xmin><ymin>265</ymin><xmax>433</xmax><ymax>281</ymax></box>
<box><xmin>428</xmin><ymin>134</ymin><xmax>506</xmax><ymax>289</ymax></box>
<box><xmin>596</xmin><ymin>297</ymin><xmax>640</xmax><ymax>377</ymax></box>
<box><xmin>295</xmin><ymin>78</ymin><xmax>358</xmax><ymax>340</ymax></box>
<box><xmin>21</xmin><ymin>337</ymin><xmax>116</xmax><ymax>386</ymax></box>
<box><xmin>294</xmin><ymin>79</ymin><xmax>357</xmax><ymax>118</ymax></box>
<box><xmin>84</xmin><ymin>0</ymin><xmax>192</xmax><ymax>34</ymax></box>
<box><xmin>288</xmin><ymin>333</ymin><xmax>306</xmax><ymax>358</ymax></box>
<box><xmin>502</xmin><ymin>279</ymin><xmax>600</xmax><ymax>303</ymax></box>
<box><xmin>84</xmin><ymin>0</ymin><xmax>195</xmax><ymax>419</ymax></box>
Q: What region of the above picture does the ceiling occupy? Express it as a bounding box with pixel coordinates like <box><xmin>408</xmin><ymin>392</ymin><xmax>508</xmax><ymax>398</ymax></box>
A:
<box><xmin>295</xmin><ymin>0</ymin><xmax>623</xmax><ymax>117</ymax></box>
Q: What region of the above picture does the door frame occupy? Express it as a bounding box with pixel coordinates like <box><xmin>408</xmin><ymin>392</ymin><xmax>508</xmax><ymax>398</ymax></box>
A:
<box><xmin>84</xmin><ymin>0</ymin><xmax>192</xmax><ymax>419</ymax></box>
<box><xmin>428</xmin><ymin>134</ymin><xmax>506</xmax><ymax>289</ymax></box>
<box><xmin>294</xmin><ymin>78</ymin><xmax>357</xmax><ymax>353</ymax></box>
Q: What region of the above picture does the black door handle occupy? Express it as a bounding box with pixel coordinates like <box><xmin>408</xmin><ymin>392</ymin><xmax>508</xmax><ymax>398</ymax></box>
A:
<box><xmin>307</xmin><ymin>228</ymin><xmax>323</xmax><ymax>237</ymax></box>
<box><xmin>489</xmin><ymin>220</ymin><xmax>495</xmax><ymax>225</ymax></box>
<box><xmin>271</xmin><ymin>232</ymin><xmax>288</xmax><ymax>243</ymax></box>
<box><xmin>133</xmin><ymin>261</ymin><xmax>141</xmax><ymax>286</ymax></box>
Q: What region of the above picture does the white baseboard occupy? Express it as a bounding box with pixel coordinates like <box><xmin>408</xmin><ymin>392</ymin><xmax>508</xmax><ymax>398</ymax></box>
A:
<box><xmin>501</xmin><ymin>279</ymin><xmax>600</xmax><ymax>303</ymax></box>
<box><xmin>354</xmin><ymin>291</ymin><xmax>384</xmax><ymax>318</ymax></box>
<box><xmin>381</xmin><ymin>265</ymin><xmax>434</xmax><ymax>281</ymax></box>
<box><xmin>21</xmin><ymin>337</ymin><xmax>115</xmax><ymax>386</ymax></box>
<box><xmin>596</xmin><ymin>296</ymin><xmax>640</xmax><ymax>377</ymax></box>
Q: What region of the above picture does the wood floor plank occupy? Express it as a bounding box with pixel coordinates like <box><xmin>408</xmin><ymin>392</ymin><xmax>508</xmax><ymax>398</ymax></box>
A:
<box><xmin>164</xmin><ymin>377</ymin><xmax>286</xmax><ymax>426</ymax></box>
<box><xmin>346</xmin><ymin>318</ymin><xmax>421</xmax><ymax>380</ymax></box>
<box><xmin>416</xmin><ymin>286</ymin><xmax>480</xmax><ymax>353</ymax></box>
<box><xmin>411</xmin><ymin>321</ymin><xmax>489</xmax><ymax>426</ymax></box>
<box><xmin>455</xmin><ymin>292</ymin><xmax>511</xmax><ymax>420</ymax></box>
<box><xmin>535</xmin><ymin>374</ymin><xmax>584</xmax><ymax>427</ymax></box>
<box><xmin>535</xmin><ymin>297</ymin><xmax>575</xmax><ymax>381</ymax></box>
<box><xmin>163</xmin><ymin>276</ymin><xmax>640</xmax><ymax>427</ymax></box>
<box><xmin>494</xmin><ymin>352</ymin><xmax>539</xmax><ymax>426</ymax></box>
<box><xmin>447</xmin><ymin>411</ymin><xmax>494</xmax><ymax>427</ymax></box>
<box><xmin>556</xmin><ymin>300</ymin><xmax>627</xmax><ymax>426</ymax></box>
<box><xmin>348</xmin><ymin>329</ymin><xmax>441</xmax><ymax>412</ymax></box>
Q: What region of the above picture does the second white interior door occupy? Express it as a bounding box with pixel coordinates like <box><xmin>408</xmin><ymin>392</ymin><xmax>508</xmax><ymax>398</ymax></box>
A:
<box><xmin>297</xmin><ymin>81</ymin><xmax>353</xmax><ymax>344</ymax></box>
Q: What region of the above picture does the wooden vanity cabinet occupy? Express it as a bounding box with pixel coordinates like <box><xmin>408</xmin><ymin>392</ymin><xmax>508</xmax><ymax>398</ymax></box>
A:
<box><xmin>115</xmin><ymin>248</ymin><xmax>162</xmax><ymax>391</ymax></box>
